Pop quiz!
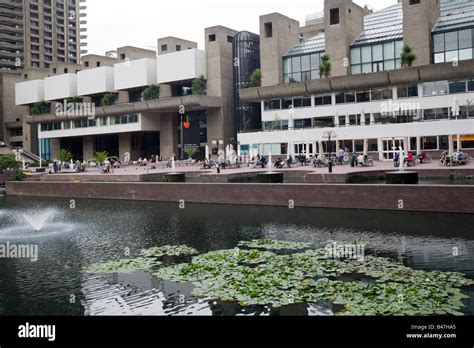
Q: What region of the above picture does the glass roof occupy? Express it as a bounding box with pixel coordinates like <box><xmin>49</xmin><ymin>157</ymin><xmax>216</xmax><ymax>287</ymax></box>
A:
<box><xmin>284</xmin><ymin>32</ymin><xmax>325</xmax><ymax>57</ymax></box>
<box><xmin>352</xmin><ymin>3</ymin><xmax>403</xmax><ymax>47</ymax></box>
<box><xmin>283</xmin><ymin>0</ymin><xmax>474</xmax><ymax>58</ymax></box>
<box><xmin>434</xmin><ymin>0</ymin><xmax>474</xmax><ymax>33</ymax></box>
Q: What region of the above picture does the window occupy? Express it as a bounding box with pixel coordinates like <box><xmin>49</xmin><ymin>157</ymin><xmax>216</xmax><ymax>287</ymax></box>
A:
<box><xmin>468</xmin><ymin>79</ymin><xmax>474</xmax><ymax>91</ymax></box>
<box><xmin>84</xmin><ymin>61</ymin><xmax>89</xmax><ymax>67</ymax></box>
<box><xmin>433</xmin><ymin>29</ymin><xmax>474</xmax><ymax>64</ymax></box>
<box><xmin>445</xmin><ymin>31</ymin><xmax>458</xmax><ymax>52</ymax></box>
<box><xmin>330</xmin><ymin>8</ymin><xmax>340</xmax><ymax>25</ymax></box>
<box><xmin>264</xmin><ymin>99</ymin><xmax>281</xmax><ymax>111</ymax></box>
<box><xmin>371</xmin><ymin>87</ymin><xmax>393</xmax><ymax>100</ymax></box>
<box><xmin>96</xmin><ymin>61</ymin><xmax>101</xmax><ymax>67</ymax></box>
<box><xmin>335</xmin><ymin>92</ymin><xmax>355</xmax><ymax>104</ymax></box>
<box><xmin>293</xmin><ymin>96</ymin><xmax>311</xmax><ymax>108</ymax></box>
<box><xmin>264</xmin><ymin>22</ymin><xmax>273</xmax><ymax>38</ymax></box>
<box><xmin>423</xmin><ymin>81</ymin><xmax>448</xmax><ymax>96</ymax></box>
<box><xmin>351</xmin><ymin>41</ymin><xmax>402</xmax><ymax>74</ymax></box>
<box><xmin>208</xmin><ymin>34</ymin><xmax>216</xmax><ymax>42</ymax></box>
<box><xmin>161</xmin><ymin>44</ymin><xmax>168</xmax><ymax>52</ymax></box>
<box><xmin>422</xmin><ymin>137</ymin><xmax>437</xmax><ymax>150</ymax></box>
<box><xmin>120</xmin><ymin>53</ymin><xmax>126</xmax><ymax>60</ymax></box>
<box><xmin>397</xmin><ymin>84</ymin><xmax>418</xmax><ymax>98</ymax></box>
<box><xmin>63</xmin><ymin>121</ymin><xmax>71</xmax><ymax>129</ymax></box>
<box><xmin>227</xmin><ymin>36</ymin><xmax>233</xmax><ymax>43</ymax></box>
<box><xmin>294</xmin><ymin>118</ymin><xmax>312</xmax><ymax>129</ymax></box>
<box><xmin>315</xmin><ymin>95</ymin><xmax>332</xmax><ymax>106</ymax></box>
<box><xmin>449</xmin><ymin>79</ymin><xmax>466</xmax><ymax>94</ymax></box>
<box><xmin>409</xmin><ymin>0</ymin><xmax>421</xmax><ymax>4</ymax></box>
<box><xmin>356</xmin><ymin>90</ymin><xmax>370</xmax><ymax>103</ymax></box>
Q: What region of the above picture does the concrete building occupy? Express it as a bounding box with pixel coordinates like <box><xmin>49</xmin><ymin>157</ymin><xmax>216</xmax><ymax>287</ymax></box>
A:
<box><xmin>238</xmin><ymin>0</ymin><xmax>474</xmax><ymax>161</ymax></box>
<box><xmin>13</xmin><ymin>29</ymin><xmax>239</xmax><ymax>162</ymax></box>
<box><xmin>0</xmin><ymin>0</ymin><xmax>86</xmax><ymax>71</ymax></box>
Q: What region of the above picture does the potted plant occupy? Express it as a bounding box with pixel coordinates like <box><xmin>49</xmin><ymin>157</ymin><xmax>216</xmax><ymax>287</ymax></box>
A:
<box><xmin>100</xmin><ymin>93</ymin><xmax>117</xmax><ymax>106</ymax></box>
<box><xmin>401</xmin><ymin>44</ymin><xmax>416</xmax><ymax>68</ymax></box>
<box><xmin>192</xmin><ymin>75</ymin><xmax>207</xmax><ymax>95</ymax></box>
<box><xmin>249</xmin><ymin>69</ymin><xmax>262</xmax><ymax>87</ymax></box>
<box><xmin>141</xmin><ymin>84</ymin><xmax>160</xmax><ymax>101</ymax></box>
<box><xmin>319</xmin><ymin>54</ymin><xmax>332</xmax><ymax>78</ymax></box>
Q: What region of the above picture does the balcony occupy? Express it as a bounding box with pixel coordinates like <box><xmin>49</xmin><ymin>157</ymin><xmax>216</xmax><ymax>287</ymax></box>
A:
<box><xmin>44</xmin><ymin>74</ymin><xmax>77</xmax><ymax>101</ymax></box>
<box><xmin>15</xmin><ymin>79</ymin><xmax>45</xmax><ymax>105</ymax></box>
<box><xmin>114</xmin><ymin>58</ymin><xmax>157</xmax><ymax>91</ymax></box>
<box><xmin>24</xmin><ymin>94</ymin><xmax>222</xmax><ymax>125</ymax></box>
<box><xmin>156</xmin><ymin>49</ymin><xmax>207</xmax><ymax>84</ymax></box>
<box><xmin>77</xmin><ymin>66</ymin><xmax>115</xmax><ymax>96</ymax></box>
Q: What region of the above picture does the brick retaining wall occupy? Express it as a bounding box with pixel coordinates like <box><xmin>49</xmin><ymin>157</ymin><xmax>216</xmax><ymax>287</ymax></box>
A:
<box><xmin>5</xmin><ymin>181</ymin><xmax>474</xmax><ymax>214</ymax></box>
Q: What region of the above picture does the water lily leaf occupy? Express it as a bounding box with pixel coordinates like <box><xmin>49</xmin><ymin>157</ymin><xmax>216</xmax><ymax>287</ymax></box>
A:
<box><xmin>86</xmin><ymin>258</ymin><xmax>161</xmax><ymax>274</ymax></box>
<box><xmin>140</xmin><ymin>245</ymin><xmax>199</xmax><ymax>258</ymax></box>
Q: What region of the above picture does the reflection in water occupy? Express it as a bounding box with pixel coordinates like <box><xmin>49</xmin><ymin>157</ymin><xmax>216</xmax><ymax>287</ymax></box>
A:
<box><xmin>0</xmin><ymin>196</ymin><xmax>472</xmax><ymax>316</ymax></box>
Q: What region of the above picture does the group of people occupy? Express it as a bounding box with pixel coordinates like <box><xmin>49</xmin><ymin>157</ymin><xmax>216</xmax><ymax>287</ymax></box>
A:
<box><xmin>101</xmin><ymin>158</ymin><xmax>121</xmax><ymax>174</ymax></box>
<box><xmin>440</xmin><ymin>151</ymin><xmax>469</xmax><ymax>166</ymax></box>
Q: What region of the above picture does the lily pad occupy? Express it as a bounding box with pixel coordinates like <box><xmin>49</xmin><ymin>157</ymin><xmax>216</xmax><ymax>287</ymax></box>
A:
<box><xmin>86</xmin><ymin>258</ymin><xmax>162</xmax><ymax>274</ymax></box>
<box><xmin>238</xmin><ymin>239</ymin><xmax>312</xmax><ymax>251</ymax></box>
<box><xmin>140</xmin><ymin>245</ymin><xmax>199</xmax><ymax>258</ymax></box>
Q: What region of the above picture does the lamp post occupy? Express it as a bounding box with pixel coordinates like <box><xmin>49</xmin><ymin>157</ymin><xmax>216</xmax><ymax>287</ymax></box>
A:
<box><xmin>179</xmin><ymin>108</ymin><xmax>185</xmax><ymax>160</ymax></box>
<box><xmin>322</xmin><ymin>130</ymin><xmax>337</xmax><ymax>173</ymax></box>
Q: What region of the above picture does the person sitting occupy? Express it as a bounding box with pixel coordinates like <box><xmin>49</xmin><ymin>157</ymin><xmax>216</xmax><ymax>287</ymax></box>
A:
<box><xmin>357</xmin><ymin>154</ymin><xmax>365</xmax><ymax>167</ymax></box>
<box><xmin>260</xmin><ymin>156</ymin><xmax>267</xmax><ymax>168</ymax></box>
<box><xmin>407</xmin><ymin>152</ymin><xmax>414</xmax><ymax>166</ymax></box>
<box><xmin>73</xmin><ymin>160</ymin><xmax>82</xmax><ymax>173</ymax></box>
<box><xmin>394</xmin><ymin>153</ymin><xmax>400</xmax><ymax>168</ymax></box>
<box><xmin>287</xmin><ymin>155</ymin><xmax>294</xmax><ymax>168</ymax></box>
<box><xmin>275</xmin><ymin>157</ymin><xmax>284</xmax><ymax>169</ymax></box>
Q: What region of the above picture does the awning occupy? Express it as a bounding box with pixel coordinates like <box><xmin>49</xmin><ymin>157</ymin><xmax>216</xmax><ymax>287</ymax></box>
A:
<box><xmin>461</xmin><ymin>135</ymin><xmax>474</xmax><ymax>141</ymax></box>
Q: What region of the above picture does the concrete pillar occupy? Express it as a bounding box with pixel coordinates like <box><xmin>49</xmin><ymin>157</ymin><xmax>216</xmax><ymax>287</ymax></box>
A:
<box><xmin>324</xmin><ymin>0</ymin><xmax>366</xmax><ymax>77</ymax></box>
<box><xmin>416</xmin><ymin>137</ymin><xmax>421</xmax><ymax>156</ymax></box>
<box><xmin>305</xmin><ymin>141</ymin><xmax>310</xmax><ymax>155</ymax></box>
<box><xmin>370</xmin><ymin>112</ymin><xmax>375</xmax><ymax>125</ymax></box>
<box><xmin>363</xmin><ymin>139</ymin><xmax>368</xmax><ymax>156</ymax></box>
<box><xmin>83</xmin><ymin>136</ymin><xmax>94</xmax><ymax>161</ymax></box>
<box><xmin>160</xmin><ymin>113</ymin><xmax>179</xmax><ymax>159</ymax></box>
<box><xmin>402</xmin><ymin>0</ymin><xmax>440</xmax><ymax>67</ymax></box>
<box><xmin>119</xmin><ymin>133</ymin><xmax>133</xmax><ymax>162</ymax></box>
<box><xmin>51</xmin><ymin>138</ymin><xmax>60</xmax><ymax>159</ymax></box>
<box><xmin>457</xmin><ymin>134</ymin><xmax>462</xmax><ymax>151</ymax></box>
<box><xmin>377</xmin><ymin>138</ymin><xmax>384</xmax><ymax>161</ymax></box>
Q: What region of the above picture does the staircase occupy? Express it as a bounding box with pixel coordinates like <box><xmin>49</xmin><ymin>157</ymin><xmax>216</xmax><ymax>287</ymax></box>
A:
<box><xmin>0</xmin><ymin>145</ymin><xmax>41</xmax><ymax>162</ymax></box>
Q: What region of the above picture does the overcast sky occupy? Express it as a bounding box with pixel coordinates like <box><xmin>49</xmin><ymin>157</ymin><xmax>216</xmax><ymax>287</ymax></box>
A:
<box><xmin>85</xmin><ymin>0</ymin><xmax>398</xmax><ymax>56</ymax></box>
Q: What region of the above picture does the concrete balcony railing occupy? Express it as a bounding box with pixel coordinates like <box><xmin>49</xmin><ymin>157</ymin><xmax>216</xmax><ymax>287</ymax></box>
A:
<box><xmin>23</xmin><ymin>95</ymin><xmax>222</xmax><ymax>125</ymax></box>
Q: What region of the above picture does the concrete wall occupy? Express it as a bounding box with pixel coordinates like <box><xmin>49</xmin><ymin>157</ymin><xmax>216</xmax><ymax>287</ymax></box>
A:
<box><xmin>83</xmin><ymin>135</ymin><xmax>93</xmax><ymax>161</ymax></box>
<box><xmin>117</xmin><ymin>46</ymin><xmax>156</xmax><ymax>61</ymax></box>
<box><xmin>81</xmin><ymin>54</ymin><xmax>118</xmax><ymax>69</ymax></box>
<box><xmin>160</xmin><ymin>113</ymin><xmax>178</xmax><ymax>159</ymax></box>
<box><xmin>205</xmin><ymin>25</ymin><xmax>238</xmax><ymax>148</ymax></box>
<box><xmin>157</xmin><ymin>37</ymin><xmax>198</xmax><ymax>55</ymax></box>
<box><xmin>259</xmin><ymin>13</ymin><xmax>300</xmax><ymax>87</ymax></box>
<box><xmin>402</xmin><ymin>0</ymin><xmax>440</xmax><ymax>67</ymax></box>
<box><xmin>324</xmin><ymin>0</ymin><xmax>365</xmax><ymax>77</ymax></box>
<box><xmin>6</xmin><ymin>181</ymin><xmax>474</xmax><ymax>214</ymax></box>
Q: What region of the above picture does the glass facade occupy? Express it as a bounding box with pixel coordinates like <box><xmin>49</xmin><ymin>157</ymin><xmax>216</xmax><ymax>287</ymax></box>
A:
<box><xmin>350</xmin><ymin>40</ymin><xmax>403</xmax><ymax>74</ymax></box>
<box><xmin>233</xmin><ymin>31</ymin><xmax>261</xmax><ymax>133</ymax></box>
<box><xmin>283</xmin><ymin>52</ymin><xmax>324</xmax><ymax>83</ymax></box>
<box><xmin>433</xmin><ymin>28</ymin><xmax>474</xmax><ymax>63</ymax></box>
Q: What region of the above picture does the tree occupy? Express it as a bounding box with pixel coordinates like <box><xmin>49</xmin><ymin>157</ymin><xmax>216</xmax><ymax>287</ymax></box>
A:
<box><xmin>249</xmin><ymin>69</ymin><xmax>262</xmax><ymax>87</ymax></box>
<box><xmin>58</xmin><ymin>149</ymin><xmax>72</xmax><ymax>162</ymax></box>
<box><xmin>142</xmin><ymin>84</ymin><xmax>160</xmax><ymax>101</ymax></box>
<box><xmin>100</xmin><ymin>93</ymin><xmax>117</xmax><ymax>106</ymax></box>
<box><xmin>0</xmin><ymin>154</ymin><xmax>20</xmax><ymax>172</ymax></box>
<box><xmin>192</xmin><ymin>75</ymin><xmax>207</xmax><ymax>95</ymax></box>
<box><xmin>401</xmin><ymin>44</ymin><xmax>416</xmax><ymax>68</ymax></box>
<box><xmin>319</xmin><ymin>54</ymin><xmax>331</xmax><ymax>79</ymax></box>
<box><xmin>91</xmin><ymin>151</ymin><xmax>108</xmax><ymax>165</ymax></box>
<box><xmin>30</xmin><ymin>102</ymin><xmax>50</xmax><ymax>115</ymax></box>
<box><xmin>184</xmin><ymin>147</ymin><xmax>199</xmax><ymax>160</ymax></box>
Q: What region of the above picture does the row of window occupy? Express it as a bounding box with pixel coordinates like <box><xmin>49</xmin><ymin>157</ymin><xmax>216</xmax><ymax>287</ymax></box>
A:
<box><xmin>263</xmin><ymin>79</ymin><xmax>474</xmax><ymax>110</ymax></box>
<box><xmin>40</xmin><ymin>115</ymin><xmax>140</xmax><ymax>131</ymax></box>
<box><xmin>283</xmin><ymin>52</ymin><xmax>325</xmax><ymax>83</ymax></box>
<box><xmin>262</xmin><ymin>105</ymin><xmax>474</xmax><ymax>130</ymax></box>
<box><xmin>350</xmin><ymin>40</ymin><xmax>403</xmax><ymax>75</ymax></box>
<box><xmin>433</xmin><ymin>28</ymin><xmax>473</xmax><ymax>63</ymax></box>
